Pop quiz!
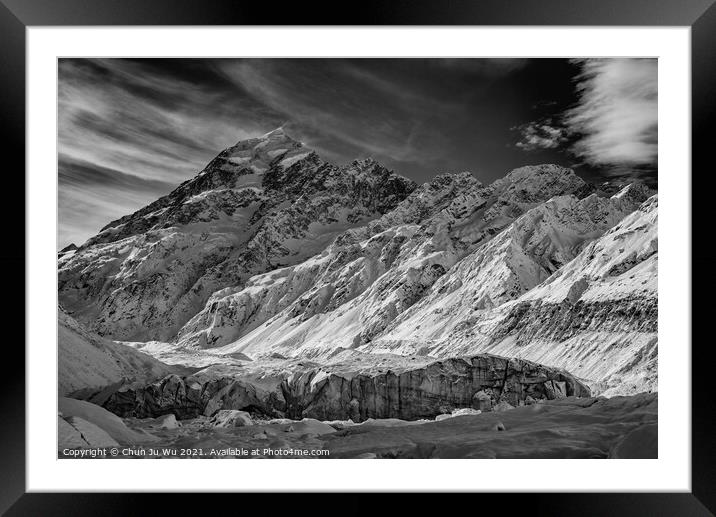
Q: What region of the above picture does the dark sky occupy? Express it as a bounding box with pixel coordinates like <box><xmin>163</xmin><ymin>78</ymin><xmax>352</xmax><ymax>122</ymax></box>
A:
<box><xmin>58</xmin><ymin>58</ymin><xmax>657</xmax><ymax>249</ymax></box>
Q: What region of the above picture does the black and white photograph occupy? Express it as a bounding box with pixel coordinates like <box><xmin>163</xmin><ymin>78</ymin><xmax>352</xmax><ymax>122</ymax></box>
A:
<box><xmin>56</xmin><ymin>57</ymin><xmax>658</xmax><ymax>460</ymax></box>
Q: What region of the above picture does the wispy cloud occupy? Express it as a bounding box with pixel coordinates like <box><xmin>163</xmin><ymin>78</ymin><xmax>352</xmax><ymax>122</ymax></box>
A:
<box><xmin>58</xmin><ymin>59</ymin><xmax>279</xmax><ymax>247</ymax></box>
<box><xmin>512</xmin><ymin>58</ymin><xmax>657</xmax><ymax>180</ymax></box>
<box><xmin>57</xmin><ymin>58</ymin><xmax>554</xmax><ymax>248</ymax></box>
<box><xmin>59</xmin><ymin>59</ymin><xmax>268</xmax><ymax>184</ymax></box>
<box><xmin>58</xmin><ymin>154</ymin><xmax>176</xmax><ymax>246</ymax></box>
<box><xmin>214</xmin><ymin>59</ymin><xmax>460</xmax><ymax>168</ymax></box>
<box><xmin>513</xmin><ymin>118</ymin><xmax>568</xmax><ymax>151</ymax></box>
<box><xmin>565</xmin><ymin>58</ymin><xmax>657</xmax><ymax>166</ymax></box>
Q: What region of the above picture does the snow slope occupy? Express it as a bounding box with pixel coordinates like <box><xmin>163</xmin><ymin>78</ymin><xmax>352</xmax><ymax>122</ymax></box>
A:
<box><xmin>372</xmin><ymin>185</ymin><xmax>652</xmax><ymax>347</ymax></box>
<box><xmin>207</xmin><ymin>173</ymin><xmax>650</xmax><ymax>368</ymax></box>
<box><xmin>373</xmin><ymin>195</ymin><xmax>658</xmax><ymax>394</ymax></box>
<box><xmin>58</xmin><ymin>306</ymin><xmax>173</xmax><ymax>396</ymax></box>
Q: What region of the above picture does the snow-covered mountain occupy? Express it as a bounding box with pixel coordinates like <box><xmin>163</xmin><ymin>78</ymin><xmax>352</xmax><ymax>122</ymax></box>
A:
<box><xmin>177</xmin><ymin>165</ymin><xmax>595</xmax><ymax>352</ymax></box>
<box><xmin>58</xmin><ymin>128</ymin><xmax>416</xmax><ymax>342</ymax></box>
<box><xmin>368</xmin><ymin>194</ymin><xmax>658</xmax><ymax>394</ymax></box>
<box><xmin>58</xmin><ymin>129</ymin><xmax>657</xmax><ymax>395</ymax></box>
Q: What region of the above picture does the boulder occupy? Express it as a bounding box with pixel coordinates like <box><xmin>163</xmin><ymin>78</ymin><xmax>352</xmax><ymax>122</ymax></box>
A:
<box><xmin>354</xmin><ymin>453</ymin><xmax>378</xmax><ymax>459</ymax></box>
<box><xmin>360</xmin><ymin>418</ymin><xmax>426</xmax><ymax>427</ymax></box>
<box><xmin>494</xmin><ymin>400</ymin><xmax>515</xmax><ymax>412</ymax></box>
<box><xmin>451</xmin><ymin>408</ymin><xmax>482</xmax><ymax>417</ymax></box>
<box><xmin>155</xmin><ymin>414</ymin><xmax>180</xmax><ymax>429</ymax></box>
<box><xmin>471</xmin><ymin>391</ymin><xmax>493</xmax><ymax>411</ymax></box>
<box><xmin>324</xmin><ymin>419</ymin><xmax>358</xmax><ymax>430</ymax></box>
<box><xmin>290</xmin><ymin>418</ymin><xmax>337</xmax><ymax>436</ymax></box>
<box><xmin>266</xmin><ymin>418</ymin><xmax>294</xmax><ymax>425</ymax></box>
<box><xmin>208</xmin><ymin>410</ymin><xmax>253</xmax><ymax>428</ymax></box>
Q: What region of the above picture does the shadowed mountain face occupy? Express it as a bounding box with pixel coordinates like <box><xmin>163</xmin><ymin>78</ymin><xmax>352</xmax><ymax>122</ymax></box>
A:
<box><xmin>59</xmin><ymin>129</ymin><xmax>656</xmax><ymax>396</ymax></box>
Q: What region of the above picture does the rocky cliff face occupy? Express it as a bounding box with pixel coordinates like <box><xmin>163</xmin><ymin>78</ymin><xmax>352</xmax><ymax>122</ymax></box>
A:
<box><xmin>101</xmin><ymin>353</ymin><xmax>589</xmax><ymax>421</ymax></box>
<box><xmin>58</xmin><ymin>129</ymin><xmax>416</xmax><ymax>341</ymax></box>
<box><xmin>372</xmin><ymin>186</ymin><xmax>652</xmax><ymax>348</ymax></box>
<box><xmin>174</xmin><ymin>172</ymin><xmax>485</xmax><ymax>350</ymax></box>
<box><xmin>185</xmin><ymin>164</ymin><xmax>602</xmax><ymax>356</ymax></box>
<box><xmin>279</xmin><ymin>355</ymin><xmax>590</xmax><ymax>421</ymax></box>
<box><xmin>373</xmin><ymin>195</ymin><xmax>658</xmax><ymax>394</ymax></box>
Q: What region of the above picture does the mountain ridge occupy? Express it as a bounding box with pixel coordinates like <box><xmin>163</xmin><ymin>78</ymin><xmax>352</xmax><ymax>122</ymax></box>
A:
<box><xmin>58</xmin><ymin>129</ymin><xmax>416</xmax><ymax>341</ymax></box>
<box><xmin>58</xmin><ymin>129</ymin><xmax>657</xmax><ymax>395</ymax></box>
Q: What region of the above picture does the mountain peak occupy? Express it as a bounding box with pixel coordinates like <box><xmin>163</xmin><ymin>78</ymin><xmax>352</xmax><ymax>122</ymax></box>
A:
<box><xmin>209</xmin><ymin>128</ymin><xmax>311</xmax><ymax>176</ymax></box>
<box><xmin>492</xmin><ymin>164</ymin><xmax>588</xmax><ymax>202</ymax></box>
<box><xmin>58</xmin><ymin>243</ymin><xmax>78</xmax><ymax>260</ymax></box>
<box><xmin>261</xmin><ymin>126</ymin><xmax>290</xmax><ymax>139</ymax></box>
<box><xmin>504</xmin><ymin>163</ymin><xmax>576</xmax><ymax>181</ymax></box>
<box><xmin>350</xmin><ymin>157</ymin><xmax>379</xmax><ymax>167</ymax></box>
<box><xmin>612</xmin><ymin>181</ymin><xmax>654</xmax><ymax>201</ymax></box>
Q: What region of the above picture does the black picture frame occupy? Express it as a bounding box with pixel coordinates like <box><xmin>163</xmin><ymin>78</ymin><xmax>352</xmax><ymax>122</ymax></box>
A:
<box><xmin>2</xmin><ymin>0</ymin><xmax>714</xmax><ymax>514</ymax></box>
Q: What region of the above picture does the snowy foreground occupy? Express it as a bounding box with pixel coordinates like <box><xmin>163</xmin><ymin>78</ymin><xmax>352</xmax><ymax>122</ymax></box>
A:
<box><xmin>58</xmin><ymin>393</ymin><xmax>657</xmax><ymax>459</ymax></box>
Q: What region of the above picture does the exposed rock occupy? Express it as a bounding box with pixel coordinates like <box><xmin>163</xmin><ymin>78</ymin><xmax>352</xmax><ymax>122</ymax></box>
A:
<box><xmin>493</xmin><ymin>401</ymin><xmax>516</xmax><ymax>412</ymax></box>
<box><xmin>354</xmin><ymin>453</ymin><xmax>378</xmax><ymax>459</ymax></box>
<box><xmin>472</xmin><ymin>391</ymin><xmax>492</xmax><ymax>411</ymax></box>
<box><xmin>58</xmin><ymin>243</ymin><xmax>77</xmax><ymax>261</ymax></box>
<box><xmin>375</xmin><ymin>195</ymin><xmax>658</xmax><ymax>395</ymax></box>
<box><xmin>103</xmin><ymin>373</ymin><xmax>285</xmax><ymax>420</ymax></box>
<box><xmin>359</xmin><ymin>418</ymin><xmax>424</xmax><ymax>427</ymax></box>
<box><xmin>370</xmin><ymin>187</ymin><xmax>651</xmax><ymax>347</ymax></box>
<box><xmin>282</xmin><ymin>355</ymin><xmax>589</xmax><ymax>422</ymax></box>
<box><xmin>208</xmin><ymin>410</ymin><xmax>253</xmax><ymax>428</ymax></box>
<box><xmin>290</xmin><ymin>419</ymin><xmax>337</xmax><ymax>436</ymax></box>
<box><xmin>451</xmin><ymin>408</ymin><xmax>482</xmax><ymax>417</ymax></box>
<box><xmin>155</xmin><ymin>414</ymin><xmax>181</xmax><ymax>429</ymax></box>
<box><xmin>266</xmin><ymin>418</ymin><xmax>294</xmax><ymax>425</ymax></box>
<box><xmin>324</xmin><ymin>419</ymin><xmax>358</xmax><ymax>430</ymax></box>
<box><xmin>203</xmin><ymin>164</ymin><xmax>601</xmax><ymax>358</ymax></box>
<box><xmin>100</xmin><ymin>353</ymin><xmax>589</xmax><ymax>423</ymax></box>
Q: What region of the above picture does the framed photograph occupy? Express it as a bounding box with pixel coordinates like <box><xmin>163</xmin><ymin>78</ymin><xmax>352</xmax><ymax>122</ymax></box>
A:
<box><xmin>3</xmin><ymin>0</ymin><xmax>714</xmax><ymax>513</ymax></box>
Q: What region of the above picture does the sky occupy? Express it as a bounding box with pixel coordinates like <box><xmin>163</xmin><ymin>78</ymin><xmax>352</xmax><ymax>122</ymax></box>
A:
<box><xmin>58</xmin><ymin>58</ymin><xmax>657</xmax><ymax>249</ymax></box>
